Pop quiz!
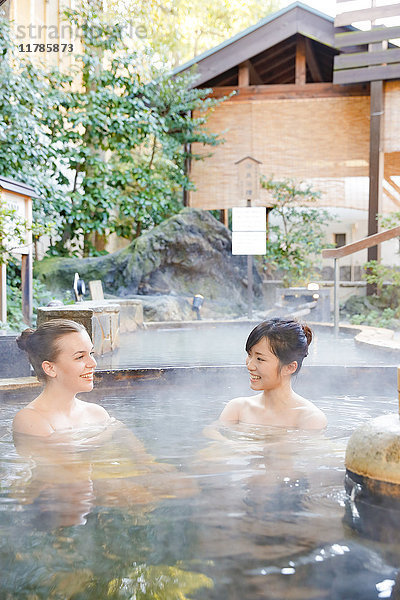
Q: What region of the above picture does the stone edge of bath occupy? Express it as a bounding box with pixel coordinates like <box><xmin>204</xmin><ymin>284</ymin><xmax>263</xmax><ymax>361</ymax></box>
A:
<box><xmin>1</xmin><ymin>320</ymin><xmax>398</xmax><ymax>392</ymax></box>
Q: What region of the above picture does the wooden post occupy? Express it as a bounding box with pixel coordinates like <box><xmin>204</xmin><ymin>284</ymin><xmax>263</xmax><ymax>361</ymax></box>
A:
<box><xmin>398</xmin><ymin>365</ymin><xmax>400</xmax><ymax>415</ymax></box>
<box><xmin>21</xmin><ymin>252</ymin><xmax>33</xmax><ymax>326</ymax></box>
<box><xmin>183</xmin><ymin>142</ymin><xmax>191</xmax><ymax>207</ymax></box>
<box><xmin>247</xmin><ymin>199</ymin><xmax>253</xmax><ymax>320</ymax></box>
<box><xmin>367</xmin><ymin>10</ymin><xmax>384</xmax><ymax>295</ymax></box>
<box><xmin>238</xmin><ymin>61</ymin><xmax>250</xmax><ymax>87</ymax></box>
<box><xmin>295</xmin><ymin>36</ymin><xmax>306</xmax><ymax>86</ymax></box>
<box><xmin>219</xmin><ymin>209</ymin><xmax>228</xmax><ymax>227</ymax></box>
<box><xmin>333</xmin><ymin>257</ymin><xmax>339</xmax><ymax>338</ymax></box>
<box><xmin>368</xmin><ymin>79</ymin><xmax>383</xmax><ymax>263</ymax></box>
<box><xmin>0</xmin><ymin>262</ymin><xmax>6</xmax><ymax>324</ymax></box>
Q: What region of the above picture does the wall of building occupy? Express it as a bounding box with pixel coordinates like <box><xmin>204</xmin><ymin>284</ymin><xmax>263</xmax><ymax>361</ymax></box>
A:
<box><xmin>9</xmin><ymin>0</ymin><xmax>78</xmax><ymax>70</ymax></box>
<box><xmin>189</xmin><ymin>94</ymin><xmax>371</xmax><ymax>210</ymax></box>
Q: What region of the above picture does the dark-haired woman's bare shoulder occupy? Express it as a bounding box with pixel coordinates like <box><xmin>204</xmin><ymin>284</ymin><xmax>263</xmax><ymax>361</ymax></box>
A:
<box><xmin>296</xmin><ymin>397</ymin><xmax>327</xmax><ymax>430</ymax></box>
<box><xmin>219</xmin><ymin>395</ymin><xmax>251</xmax><ymax>424</ymax></box>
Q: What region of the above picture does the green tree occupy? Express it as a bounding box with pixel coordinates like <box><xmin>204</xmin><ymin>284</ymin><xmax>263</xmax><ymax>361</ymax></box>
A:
<box><xmin>111</xmin><ymin>0</ymin><xmax>280</xmax><ymax>67</ymax></box>
<box><xmin>0</xmin><ymin>18</ymin><xmax>65</xmax><ymax>236</ymax></box>
<box><xmin>0</xmin><ymin>206</ymin><xmax>28</xmax><ymax>263</ymax></box>
<box><xmin>361</xmin><ymin>211</ymin><xmax>400</xmax><ymax>309</ymax></box>
<box><xmin>49</xmin><ymin>1</ymin><xmax>224</xmax><ymax>256</ymax></box>
<box><xmin>260</xmin><ymin>177</ymin><xmax>332</xmax><ymax>286</ymax></box>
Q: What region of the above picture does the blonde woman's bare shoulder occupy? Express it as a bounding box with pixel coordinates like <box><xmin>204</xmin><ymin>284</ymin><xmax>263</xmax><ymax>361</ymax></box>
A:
<box><xmin>78</xmin><ymin>399</ymin><xmax>111</xmax><ymax>424</ymax></box>
<box><xmin>13</xmin><ymin>407</ymin><xmax>54</xmax><ymax>437</ymax></box>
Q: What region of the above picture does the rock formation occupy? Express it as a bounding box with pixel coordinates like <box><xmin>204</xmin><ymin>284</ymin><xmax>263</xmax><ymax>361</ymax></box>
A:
<box><xmin>35</xmin><ymin>208</ymin><xmax>264</xmax><ymax>318</ymax></box>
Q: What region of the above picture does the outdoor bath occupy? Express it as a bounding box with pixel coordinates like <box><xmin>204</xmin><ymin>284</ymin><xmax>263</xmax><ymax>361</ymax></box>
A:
<box><xmin>1</xmin><ymin>323</ymin><xmax>400</xmax><ymax>599</ymax></box>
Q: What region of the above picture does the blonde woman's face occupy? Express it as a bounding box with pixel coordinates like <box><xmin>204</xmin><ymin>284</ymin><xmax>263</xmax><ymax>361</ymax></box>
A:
<box><xmin>44</xmin><ymin>331</ymin><xmax>97</xmax><ymax>393</ymax></box>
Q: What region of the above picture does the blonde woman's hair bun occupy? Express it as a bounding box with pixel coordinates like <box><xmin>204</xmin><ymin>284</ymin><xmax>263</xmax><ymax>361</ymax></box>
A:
<box><xmin>16</xmin><ymin>328</ymin><xmax>35</xmax><ymax>352</ymax></box>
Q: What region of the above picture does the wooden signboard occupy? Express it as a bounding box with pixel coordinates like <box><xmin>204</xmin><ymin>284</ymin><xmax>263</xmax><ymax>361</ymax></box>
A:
<box><xmin>235</xmin><ymin>156</ymin><xmax>262</xmax><ymax>201</ymax></box>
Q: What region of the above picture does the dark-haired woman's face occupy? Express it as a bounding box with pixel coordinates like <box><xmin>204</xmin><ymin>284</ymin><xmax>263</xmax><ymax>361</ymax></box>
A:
<box><xmin>245</xmin><ymin>338</ymin><xmax>283</xmax><ymax>391</ymax></box>
<box><xmin>46</xmin><ymin>331</ymin><xmax>97</xmax><ymax>393</ymax></box>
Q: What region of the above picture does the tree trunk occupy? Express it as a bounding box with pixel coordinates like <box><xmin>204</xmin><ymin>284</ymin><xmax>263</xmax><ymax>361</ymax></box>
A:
<box><xmin>94</xmin><ymin>231</ymin><xmax>107</xmax><ymax>252</ymax></box>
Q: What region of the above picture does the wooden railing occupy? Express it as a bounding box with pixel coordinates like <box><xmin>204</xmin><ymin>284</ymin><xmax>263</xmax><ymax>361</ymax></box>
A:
<box><xmin>322</xmin><ymin>225</ymin><xmax>400</xmax><ymax>335</ymax></box>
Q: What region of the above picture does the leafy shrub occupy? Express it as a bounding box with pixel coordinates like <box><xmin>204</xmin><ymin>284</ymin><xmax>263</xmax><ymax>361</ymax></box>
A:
<box><xmin>0</xmin><ymin>257</ymin><xmax>65</xmax><ymax>333</ymax></box>
<box><xmin>343</xmin><ymin>294</ymin><xmax>400</xmax><ymax>330</ymax></box>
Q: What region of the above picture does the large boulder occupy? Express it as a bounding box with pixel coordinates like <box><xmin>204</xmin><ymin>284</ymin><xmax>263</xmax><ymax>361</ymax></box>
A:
<box><xmin>35</xmin><ymin>208</ymin><xmax>264</xmax><ymax>317</ymax></box>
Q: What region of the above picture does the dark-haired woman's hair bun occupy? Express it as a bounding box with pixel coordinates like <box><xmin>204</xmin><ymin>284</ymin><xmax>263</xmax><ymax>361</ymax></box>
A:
<box><xmin>16</xmin><ymin>328</ymin><xmax>35</xmax><ymax>352</ymax></box>
<box><xmin>302</xmin><ymin>324</ymin><xmax>313</xmax><ymax>346</ymax></box>
<box><xmin>246</xmin><ymin>317</ymin><xmax>313</xmax><ymax>375</ymax></box>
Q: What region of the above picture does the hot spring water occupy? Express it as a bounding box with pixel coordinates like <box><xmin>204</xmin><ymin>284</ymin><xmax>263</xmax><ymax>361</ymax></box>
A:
<box><xmin>1</xmin><ymin>357</ymin><xmax>399</xmax><ymax>599</ymax></box>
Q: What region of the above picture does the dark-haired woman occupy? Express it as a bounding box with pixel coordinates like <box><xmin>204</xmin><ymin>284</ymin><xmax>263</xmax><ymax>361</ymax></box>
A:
<box><xmin>13</xmin><ymin>319</ymin><xmax>111</xmax><ymax>436</ymax></box>
<box><xmin>219</xmin><ymin>318</ymin><xmax>327</xmax><ymax>430</ymax></box>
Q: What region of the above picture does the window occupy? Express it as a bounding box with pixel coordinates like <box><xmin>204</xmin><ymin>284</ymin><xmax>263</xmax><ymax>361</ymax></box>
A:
<box><xmin>335</xmin><ymin>233</ymin><xmax>346</xmax><ymax>248</ymax></box>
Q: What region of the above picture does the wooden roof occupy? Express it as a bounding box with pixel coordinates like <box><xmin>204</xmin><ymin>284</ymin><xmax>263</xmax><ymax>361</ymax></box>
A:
<box><xmin>0</xmin><ymin>175</ymin><xmax>37</xmax><ymax>198</ymax></box>
<box><xmin>174</xmin><ymin>2</ymin><xmax>355</xmax><ymax>87</ymax></box>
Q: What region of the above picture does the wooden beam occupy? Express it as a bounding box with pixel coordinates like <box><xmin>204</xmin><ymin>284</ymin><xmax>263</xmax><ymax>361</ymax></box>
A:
<box><xmin>322</xmin><ymin>225</ymin><xmax>400</xmax><ymax>260</ymax></box>
<box><xmin>335</xmin><ymin>4</ymin><xmax>400</xmax><ymax>28</ymax></box>
<box><xmin>248</xmin><ymin>62</ymin><xmax>263</xmax><ymax>85</ymax></box>
<box><xmin>334</xmin><ymin>62</ymin><xmax>400</xmax><ymax>84</ymax></box>
<box><xmin>383</xmin><ymin>183</ymin><xmax>400</xmax><ymax>208</ymax></box>
<box><xmin>335</xmin><ymin>26</ymin><xmax>400</xmax><ymax>48</ymax></box>
<box><xmin>252</xmin><ymin>38</ymin><xmax>297</xmax><ymax>68</ymax></box>
<box><xmin>386</xmin><ymin>176</ymin><xmax>400</xmax><ymax>197</ymax></box>
<box><xmin>209</xmin><ymin>82</ymin><xmax>369</xmax><ymax>100</ymax></box>
<box><xmin>305</xmin><ymin>38</ymin><xmax>323</xmax><ymax>83</ymax></box>
<box><xmin>335</xmin><ymin>48</ymin><xmax>400</xmax><ymax>70</ymax></box>
<box><xmin>238</xmin><ymin>61</ymin><xmax>250</xmax><ymax>87</ymax></box>
<box><xmin>257</xmin><ymin>55</ymin><xmax>294</xmax><ymax>79</ymax></box>
<box><xmin>258</xmin><ymin>62</ymin><xmax>295</xmax><ymax>84</ymax></box>
<box><xmin>295</xmin><ymin>36</ymin><xmax>306</xmax><ymax>85</ymax></box>
<box><xmin>209</xmin><ymin>70</ymin><xmax>238</xmax><ymax>86</ymax></box>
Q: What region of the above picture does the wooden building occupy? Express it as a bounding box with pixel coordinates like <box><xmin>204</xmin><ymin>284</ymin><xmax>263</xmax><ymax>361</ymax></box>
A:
<box><xmin>4</xmin><ymin>0</ymin><xmax>77</xmax><ymax>71</ymax></box>
<box><xmin>175</xmin><ymin>2</ymin><xmax>400</xmax><ymax>274</ymax></box>
<box><xmin>0</xmin><ymin>176</ymin><xmax>35</xmax><ymax>325</ymax></box>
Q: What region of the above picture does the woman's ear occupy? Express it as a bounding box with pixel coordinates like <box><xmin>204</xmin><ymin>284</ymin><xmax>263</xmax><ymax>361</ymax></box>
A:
<box><xmin>41</xmin><ymin>360</ymin><xmax>56</xmax><ymax>378</ymax></box>
<box><xmin>283</xmin><ymin>361</ymin><xmax>298</xmax><ymax>376</ymax></box>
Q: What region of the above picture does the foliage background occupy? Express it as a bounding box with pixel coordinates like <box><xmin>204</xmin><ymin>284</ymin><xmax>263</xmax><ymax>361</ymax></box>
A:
<box><xmin>260</xmin><ymin>177</ymin><xmax>332</xmax><ymax>287</ymax></box>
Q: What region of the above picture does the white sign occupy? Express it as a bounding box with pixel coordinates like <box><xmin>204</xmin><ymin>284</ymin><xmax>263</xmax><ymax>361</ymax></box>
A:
<box><xmin>232</xmin><ymin>231</ymin><xmax>266</xmax><ymax>255</ymax></box>
<box><xmin>232</xmin><ymin>207</ymin><xmax>266</xmax><ymax>232</ymax></box>
<box><xmin>231</xmin><ymin>207</ymin><xmax>267</xmax><ymax>255</ymax></box>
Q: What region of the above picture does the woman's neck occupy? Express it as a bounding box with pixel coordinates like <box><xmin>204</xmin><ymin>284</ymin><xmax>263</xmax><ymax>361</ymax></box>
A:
<box><xmin>260</xmin><ymin>379</ymin><xmax>295</xmax><ymax>410</ymax></box>
<box><xmin>37</xmin><ymin>382</ymin><xmax>77</xmax><ymax>413</ymax></box>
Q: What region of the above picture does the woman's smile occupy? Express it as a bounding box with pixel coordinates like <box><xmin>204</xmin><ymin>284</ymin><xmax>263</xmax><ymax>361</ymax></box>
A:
<box><xmin>249</xmin><ymin>373</ymin><xmax>261</xmax><ymax>381</ymax></box>
<box><xmin>80</xmin><ymin>372</ymin><xmax>94</xmax><ymax>381</ymax></box>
